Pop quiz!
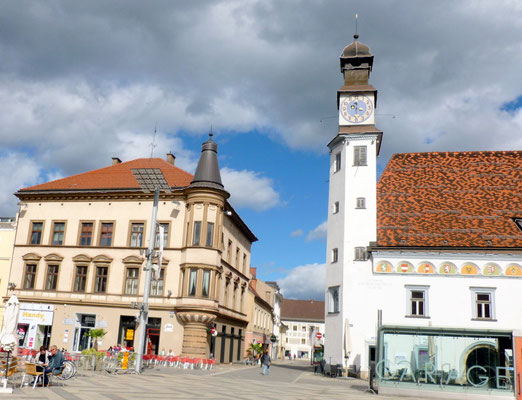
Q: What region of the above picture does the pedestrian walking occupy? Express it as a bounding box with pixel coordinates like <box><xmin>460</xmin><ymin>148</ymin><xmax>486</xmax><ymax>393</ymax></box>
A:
<box><xmin>261</xmin><ymin>351</ymin><xmax>271</xmax><ymax>376</ymax></box>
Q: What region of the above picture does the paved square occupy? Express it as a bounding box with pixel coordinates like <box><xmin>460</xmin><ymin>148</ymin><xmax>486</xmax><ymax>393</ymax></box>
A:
<box><xmin>8</xmin><ymin>360</ymin><xmax>406</xmax><ymax>399</ymax></box>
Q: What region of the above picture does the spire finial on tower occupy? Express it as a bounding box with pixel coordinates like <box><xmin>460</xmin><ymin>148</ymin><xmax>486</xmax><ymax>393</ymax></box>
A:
<box><xmin>209</xmin><ymin>125</ymin><xmax>213</xmax><ymax>138</ymax></box>
<box><xmin>354</xmin><ymin>13</ymin><xmax>359</xmax><ymax>40</ymax></box>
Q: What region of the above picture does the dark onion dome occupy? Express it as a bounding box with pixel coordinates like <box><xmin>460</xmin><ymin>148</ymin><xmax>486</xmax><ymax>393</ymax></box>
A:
<box><xmin>341</xmin><ymin>34</ymin><xmax>372</xmax><ymax>57</ymax></box>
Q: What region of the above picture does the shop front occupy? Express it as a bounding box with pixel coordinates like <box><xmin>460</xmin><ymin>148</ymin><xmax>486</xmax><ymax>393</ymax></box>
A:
<box><xmin>377</xmin><ymin>326</ymin><xmax>514</xmax><ymax>398</ymax></box>
<box><xmin>17</xmin><ymin>303</ymin><xmax>54</xmax><ymax>349</ymax></box>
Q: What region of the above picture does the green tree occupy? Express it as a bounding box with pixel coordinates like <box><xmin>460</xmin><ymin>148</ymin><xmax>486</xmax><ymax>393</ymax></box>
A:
<box><xmin>84</xmin><ymin>328</ymin><xmax>107</xmax><ymax>351</ymax></box>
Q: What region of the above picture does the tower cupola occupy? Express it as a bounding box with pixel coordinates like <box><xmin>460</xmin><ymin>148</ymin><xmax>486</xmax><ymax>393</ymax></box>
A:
<box><xmin>340</xmin><ymin>35</ymin><xmax>374</xmax><ymax>86</ymax></box>
<box><xmin>190</xmin><ymin>131</ymin><xmax>225</xmax><ymax>190</ymax></box>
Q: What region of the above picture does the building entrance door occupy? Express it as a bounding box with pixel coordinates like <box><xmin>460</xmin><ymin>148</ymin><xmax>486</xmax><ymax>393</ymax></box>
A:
<box><xmin>73</xmin><ymin>314</ymin><xmax>96</xmax><ymax>351</ymax></box>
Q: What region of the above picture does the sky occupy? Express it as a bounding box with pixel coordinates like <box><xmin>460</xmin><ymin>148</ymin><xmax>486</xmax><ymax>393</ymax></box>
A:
<box><xmin>1</xmin><ymin>1</ymin><xmax>522</xmax><ymax>301</ymax></box>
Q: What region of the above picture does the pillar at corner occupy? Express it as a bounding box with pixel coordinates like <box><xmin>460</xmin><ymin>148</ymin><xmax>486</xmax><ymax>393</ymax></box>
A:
<box><xmin>177</xmin><ymin>311</ymin><xmax>216</xmax><ymax>358</ymax></box>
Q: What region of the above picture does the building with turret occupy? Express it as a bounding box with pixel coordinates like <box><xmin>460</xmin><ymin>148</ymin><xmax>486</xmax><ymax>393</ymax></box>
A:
<box><xmin>9</xmin><ymin>134</ymin><xmax>256</xmax><ymax>363</ymax></box>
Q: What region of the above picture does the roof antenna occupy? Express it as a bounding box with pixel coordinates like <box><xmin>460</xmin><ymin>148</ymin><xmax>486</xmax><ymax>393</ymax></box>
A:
<box><xmin>149</xmin><ymin>123</ymin><xmax>157</xmax><ymax>158</ymax></box>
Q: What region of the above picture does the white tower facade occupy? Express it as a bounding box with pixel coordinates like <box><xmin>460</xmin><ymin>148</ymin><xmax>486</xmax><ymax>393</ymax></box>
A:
<box><xmin>324</xmin><ymin>35</ymin><xmax>382</xmax><ymax>374</ymax></box>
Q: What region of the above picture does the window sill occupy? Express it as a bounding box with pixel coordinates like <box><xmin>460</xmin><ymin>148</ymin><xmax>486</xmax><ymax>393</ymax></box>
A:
<box><xmin>328</xmin><ymin>311</ymin><xmax>340</xmax><ymax>315</ymax></box>
<box><xmin>353</xmin><ymin>164</ymin><xmax>368</xmax><ymax>167</ymax></box>
<box><xmin>471</xmin><ymin>318</ymin><xmax>497</xmax><ymax>322</ymax></box>
<box><xmin>405</xmin><ymin>315</ymin><xmax>430</xmax><ymax>319</ymax></box>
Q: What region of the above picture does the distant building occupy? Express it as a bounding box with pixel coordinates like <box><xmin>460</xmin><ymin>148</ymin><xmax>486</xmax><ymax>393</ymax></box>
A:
<box><xmin>244</xmin><ymin>268</ymin><xmax>274</xmax><ymax>358</ymax></box>
<box><xmin>324</xmin><ymin>33</ymin><xmax>522</xmax><ymax>398</ymax></box>
<box><xmin>0</xmin><ymin>217</ymin><xmax>16</xmax><ymax>326</ymax></box>
<box><xmin>9</xmin><ymin>135</ymin><xmax>257</xmax><ymax>362</ymax></box>
<box><xmin>281</xmin><ymin>299</ymin><xmax>324</xmax><ymax>359</ymax></box>
<box><xmin>266</xmin><ymin>281</ymin><xmax>283</xmax><ymax>359</ymax></box>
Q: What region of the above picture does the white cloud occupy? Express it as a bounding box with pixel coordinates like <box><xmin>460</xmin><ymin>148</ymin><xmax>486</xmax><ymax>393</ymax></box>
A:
<box><xmin>0</xmin><ymin>152</ymin><xmax>42</xmax><ymax>216</ymax></box>
<box><xmin>306</xmin><ymin>221</ymin><xmax>327</xmax><ymax>242</ymax></box>
<box><xmin>279</xmin><ymin>263</ymin><xmax>325</xmax><ymax>301</ymax></box>
<box><xmin>290</xmin><ymin>229</ymin><xmax>303</xmax><ymax>237</ymax></box>
<box><xmin>221</xmin><ymin>167</ymin><xmax>280</xmax><ymax>211</ymax></box>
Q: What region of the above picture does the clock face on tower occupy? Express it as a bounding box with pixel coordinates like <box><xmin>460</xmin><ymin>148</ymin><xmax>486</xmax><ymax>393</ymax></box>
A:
<box><xmin>340</xmin><ymin>95</ymin><xmax>374</xmax><ymax>124</ymax></box>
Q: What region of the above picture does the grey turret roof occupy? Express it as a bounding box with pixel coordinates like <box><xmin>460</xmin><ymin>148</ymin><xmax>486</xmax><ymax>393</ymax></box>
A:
<box><xmin>190</xmin><ymin>133</ymin><xmax>225</xmax><ymax>190</ymax></box>
<box><xmin>341</xmin><ymin>34</ymin><xmax>372</xmax><ymax>58</ymax></box>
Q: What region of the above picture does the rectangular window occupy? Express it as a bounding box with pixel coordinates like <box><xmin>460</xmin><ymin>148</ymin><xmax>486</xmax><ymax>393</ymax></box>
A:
<box><xmin>354</xmin><ymin>247</ymin><xmax>367</xmax><ymax>261</ymax></box>
<box><xmin>302</xmin><ymin>326</ymin><xmax>306</xmax><ymax>332</ymax></box>
<box><xmin>202</xmin><ymin>270</ymin><xmax>211</xmax><ymax>297</ymax></box>
<box><xmin>410</xmin><ymin>291</ymin><xmax>425</xmax><ymax>316</ymax></box>
<box><xmin>236</xmin><ymin>247</ymin><xmax>240</xmax><ymax>269</ymax></box>
<box><xmin>94</xmin><ymin>266</ymin><xmax>108</xmax><ymax>293</ymax></box>
<box><xmin>293</xmin><ymin>325</ymin><xmax>297</xmax><ymax>331</ymax></box>
<box><xmin>150</xmin><ymin>269</ymin><xmax>165</xmax><ymax>297</ymax></box>
<box><xmin>406</xmin><ymin>286</ymin><xmax>429</xmax><ymax>317</ymax></box>
<box><xmin>189</xmin><ymin>269</ymin><xmax>197</xmax><ymax>296</ymax></box>
<box><xmin>52</xmin><ymin>222</ymin><xmax>65</xmax><ymax>245</ymax></box>
<box><xmin>227</xmin><ymin>240</ymin><xmax>232</xmax><ymax>263</ymax></box>
<box><xmin>193</xmin><ymin>221</ymin><xmax>202</xmax><ymax>246</ymax></box>
<box><xmin>124</xmin><ymin>268</ymin><xmax>139</xmax><ymax>295</ymax></box>
<box><xmin>80</xmin><ymin>222</ymin><xmax>93</xmax><ymax>246</ymax></box>
<box><xmin>23</xmin><ymin>264</ymin><xmax>37</xmax><ymax>289</ymax></box>
<box><xmin>334</xmin><ymin>152</ymin><xmax>341</xmax><ymax>172</ymax></box>
<box><xmin>30</xmin><ymin>222</ymin><xmax>43</xmax><ymax>245</ymax></box>
<box><xmin>130</xmin><ymin>223</ymin><xmax>144</xmax><ymax>247</ymax></box>
<box><xmin>354</xmin><ymin>146</ymin><xmax>367</xmax><ymax>166</ymax></box>
<box><xmin>472</xmin><ymin>288</ymin><xmax>495</xmax><ymax>320</ymax></box>
<box><xmin>356</xmin><ymin>197</ymin><xmax>366</xmax><ymax>209</ymax></box>
<box><xmin>99</xmin><ymin>223</ymin><xmax>113</xmax><ymax>246</ymax></box>
<box><xmin>74</xmin><ymin>265</ymin><xmax>88</xmax><ymax>292</ymax></box>
<box><xmin>301</xmin><ymin>338</ymin><xmax>306</xmax><ymax>344</ymax></box>
<box><xmin>205</xmin><ymin>222</ymin><xmax>214</xmax><ymax>247</ymax></box>
<box><xmin>331</xmin><ymin>248</ymin><xmax>338</xmax><ymax>263</ymax></box>
<box><xmin>333</xmin><ymin>201</ymin><xmax>340</xmax><ymax>214</ymax></box>
<box><xmin>328</xmin><ymin>286</ymin><xmax>340</xmax><ymax>313</ymax></box>
<box><xmin>243</xmin><ymin>254</ymin><xmax>247</xmax><ymax>273</ymax></box>
<box><xmin>45</xmin><ymin>265</ymin><xmax>59</xmax><ymax>290</ymax></box>
<box><xmin>155</xmin><ymin>223</ymin><xmax>169</xmax><ymax>248</ymax></box>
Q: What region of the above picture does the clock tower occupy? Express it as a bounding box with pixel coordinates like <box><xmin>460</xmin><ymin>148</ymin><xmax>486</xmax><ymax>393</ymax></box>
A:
<box><xmin>324</xmin><ymin>35</ymin><xmax>383</xmax><ymax>377</ymax></box>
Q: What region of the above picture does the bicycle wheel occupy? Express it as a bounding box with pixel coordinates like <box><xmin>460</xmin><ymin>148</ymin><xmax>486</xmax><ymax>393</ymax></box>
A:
<box><xmin>61</xmin><ymin>360</ymin><xmax>76</xmax><ymax>380</ymax></box>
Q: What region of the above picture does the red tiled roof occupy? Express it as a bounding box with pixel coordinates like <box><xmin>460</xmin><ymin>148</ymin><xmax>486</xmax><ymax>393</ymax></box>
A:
<box><xmin>281</xmin><ymin>299</ymin><xmax>325</xmax><ymax>322</ymax></box>
<box><xmin>377</xmin><ymin>151</ymin><xmax>522</xmax><ymax>248</ymax></box>
<box><xmin>20</xmin><ymin>158</ymin><xmax>193</xmax><ymax>192</ymax></box>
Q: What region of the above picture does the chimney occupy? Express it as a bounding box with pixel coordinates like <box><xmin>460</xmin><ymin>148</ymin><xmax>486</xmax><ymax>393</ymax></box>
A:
<box><xmin>166</xmin><ymin>152</ymin><xmax>176</xmax><ymax>165</ymax></box>
<box><xmin>250</xmin><ymin>267</ymin><xmax>257</xmax><ymax>278</ymax></box>
<box><xmin>112</xmin><ymin>157</ymin><xmax>122</xmax><ymax>165</ymax></box>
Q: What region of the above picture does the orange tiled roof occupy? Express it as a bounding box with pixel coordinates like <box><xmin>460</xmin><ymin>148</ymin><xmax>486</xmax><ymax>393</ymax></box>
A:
<box><xmin>377</xmin><ymin>151</ymin><xmax>522</xmax><ymax>248</ymax></box>
<box><xmin>20</xmin><ymin>158</ymin><xmax>193</xmax><ymax>191</ymax></box>
<box><xmin>281</xmin><ymin>299</ymin><xmax>325</xmax><ymax>322</ymax></box>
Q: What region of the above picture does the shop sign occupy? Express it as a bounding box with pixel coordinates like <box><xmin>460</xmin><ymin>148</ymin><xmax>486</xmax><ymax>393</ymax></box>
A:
<box><xmin>19</xmin><ymin>310</ymin><xmax>54</xmax><ymax>326</ymax></box>
<box><xmin>125</xmin><ymin>329</ymin><xmax>134</xmax><ymax>341</ymax></box>
<box><xmin>164</xmin><ymin>324</ymin><xmax>174</xmax><ymax>332</ymax></box>
<box><xmin>63</xmin><ymin>318</ymin><xmax>73</xmax><ymax>325</ymax></box>
<box><xmin>96</xmin><ymin>320</ymin><xmax>108</xmax><ymax>328</ymax></box>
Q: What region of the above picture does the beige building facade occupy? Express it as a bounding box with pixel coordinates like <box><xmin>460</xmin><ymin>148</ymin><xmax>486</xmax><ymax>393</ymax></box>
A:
<box><xmin>244</xmin><ymin>268</ymin><xmax>274</xmax><ymax>358</ymax></box>
<box><xmin>8</xmin><ymin>136</ymin><xmax>257</xmax><ymax>362</ymax></box>
<box><xmin>0</xmin><ymin>217</ymin><xmax>16</xmax><ymax>327</ymax></box>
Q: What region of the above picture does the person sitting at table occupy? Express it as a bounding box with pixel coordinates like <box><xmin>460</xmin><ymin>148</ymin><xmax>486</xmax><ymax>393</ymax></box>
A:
<box><xmin>35</xmin><ymin>346</ymin><xmax>49</xmax><ymax>372</ymax></box>
<box><xmin>43</xmin><ymin>345</ymin><xmax>64</xmax><ymax>386</ymax></box>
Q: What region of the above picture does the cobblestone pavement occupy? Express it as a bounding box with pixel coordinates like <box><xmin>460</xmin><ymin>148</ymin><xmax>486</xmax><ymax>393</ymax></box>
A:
<box><xmin>8</xmin><ymin>359</ymin><xmax>407</xmax><ymax>399</ymax></box>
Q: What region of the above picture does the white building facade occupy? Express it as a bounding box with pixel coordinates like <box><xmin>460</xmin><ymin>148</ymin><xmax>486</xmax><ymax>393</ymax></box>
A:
<box><xmin>324</xmin><ymin>35</ymin><xmax>522</xmax><ymax>399</ymax></box>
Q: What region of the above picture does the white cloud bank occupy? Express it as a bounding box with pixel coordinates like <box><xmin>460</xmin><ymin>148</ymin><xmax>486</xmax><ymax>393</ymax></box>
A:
<box><xmin>279</xmin><ymin>263</ymin><xmax>325</xmax><ymax>301</ymax></box>
<box><xmin>306</xmin><ymin>221</ymin><xmax>328</xmax><ymax>242</ymax></box>
<box><xmin>221</xmin><ymin>167</ymin><xmax>280</xmax><ymax>211</ymax></box>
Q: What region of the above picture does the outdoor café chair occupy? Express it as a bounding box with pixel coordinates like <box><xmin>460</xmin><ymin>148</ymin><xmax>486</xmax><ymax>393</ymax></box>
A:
<box><xmin>19</xmin><ymin>362</ymin><xmax>44</xmax><ymax>389</ymax></box>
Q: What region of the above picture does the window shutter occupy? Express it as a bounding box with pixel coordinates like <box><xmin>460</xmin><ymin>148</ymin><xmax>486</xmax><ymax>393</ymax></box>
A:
<box><xmin>360</xmin><ymin>146</ymin><xmax>367</xmax><ymax>165</ymax></box>
<box><xmin>354</xmin><ymin>147</ymin><xmax>360</xmax><ymax>165</ymax></box>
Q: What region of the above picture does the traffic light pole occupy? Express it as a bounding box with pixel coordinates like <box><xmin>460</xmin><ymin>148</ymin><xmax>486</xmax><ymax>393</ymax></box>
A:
<box><xmin>135</xmin><ymin>188</ymin><xmax>160</xmax><ymax>373</ymax></box>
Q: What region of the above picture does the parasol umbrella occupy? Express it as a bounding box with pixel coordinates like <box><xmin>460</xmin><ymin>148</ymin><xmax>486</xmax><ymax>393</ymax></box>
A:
<box><xmin>0</xmin><ymin>294</ymin><xmax>20</xmax><ymax>393</ymax></box>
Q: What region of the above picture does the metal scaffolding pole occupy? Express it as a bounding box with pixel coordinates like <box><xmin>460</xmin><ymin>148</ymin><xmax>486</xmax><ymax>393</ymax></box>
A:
<box><xmin>135</xmin><ymin>188</ymin><xmax>159</xmax><ymax>373</ymax></box>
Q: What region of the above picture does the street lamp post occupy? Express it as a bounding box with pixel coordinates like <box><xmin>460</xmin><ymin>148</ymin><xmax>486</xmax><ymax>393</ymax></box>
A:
<box><xmin>135</xmin><ymin>188</ymin><xmax>160</xmax><ymax>373</ymax></box>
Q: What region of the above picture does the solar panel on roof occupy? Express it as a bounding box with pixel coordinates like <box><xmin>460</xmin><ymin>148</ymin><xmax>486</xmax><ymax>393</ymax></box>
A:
<box><xmin>131</xmin><ymin>168</ymin><xmax>172</xmax><ymax>193</ymax></box>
